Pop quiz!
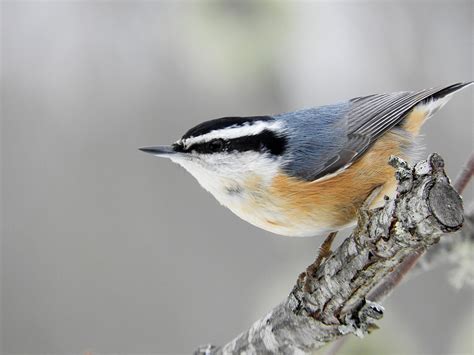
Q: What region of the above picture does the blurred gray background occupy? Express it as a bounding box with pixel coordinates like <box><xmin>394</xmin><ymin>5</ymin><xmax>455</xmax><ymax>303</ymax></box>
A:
<box><xmin>1</xmin><ymin>1</ymin><xmax>473</xmax><ymax>354</ymax></box>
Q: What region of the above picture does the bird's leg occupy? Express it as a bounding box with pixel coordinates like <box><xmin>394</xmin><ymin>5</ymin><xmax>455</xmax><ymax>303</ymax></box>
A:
<box><xmin>300</xmin><ymin>186</ymin><xmax>383</xmax><ymax>291</ymax></box>
<box><xmin>313</xmin><ymin>231</ymin><xmax>338</xmax><ymax>270</ymax></box>
<box><xmin>303</xmin><ymin>231</ymin><xmax>338</xmax><ymax>292</ymax></box>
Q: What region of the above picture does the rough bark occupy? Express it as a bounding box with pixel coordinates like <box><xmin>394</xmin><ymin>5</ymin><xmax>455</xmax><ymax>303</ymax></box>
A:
<box><xmin>195</xmin><ymin>154</ymin><xmax>466</xmax><ymax>355</ymax></box>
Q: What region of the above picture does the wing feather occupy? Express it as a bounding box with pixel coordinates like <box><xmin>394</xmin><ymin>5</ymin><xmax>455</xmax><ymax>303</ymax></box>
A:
<box><xmin>309</xmin><ymin>82</ymin><xmax>472</xmax><ymax>181</ymax></box>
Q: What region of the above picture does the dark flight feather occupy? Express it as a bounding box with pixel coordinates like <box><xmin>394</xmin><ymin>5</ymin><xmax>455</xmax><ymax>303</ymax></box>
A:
<box><xmin>310</xmin><ymin>82</ymin><xmax>473</xmax><ymax>180</ymax></box>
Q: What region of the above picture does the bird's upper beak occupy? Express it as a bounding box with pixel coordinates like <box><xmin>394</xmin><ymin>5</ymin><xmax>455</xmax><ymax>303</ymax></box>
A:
<box><xmin>139</xmin><ymin>145</ymin><xmax>177</xmax><ymax>158</ymax></box>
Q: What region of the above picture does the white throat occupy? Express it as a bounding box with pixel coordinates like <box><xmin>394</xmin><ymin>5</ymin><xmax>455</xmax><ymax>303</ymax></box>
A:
<box><xmin>170</xmin><ymin>152</ymin><xmax>280</xmax><ymax>202</ymax></box>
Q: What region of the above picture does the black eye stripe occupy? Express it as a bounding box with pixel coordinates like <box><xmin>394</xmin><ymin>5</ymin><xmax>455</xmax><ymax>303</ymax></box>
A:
<box><xmin>181</xmin><ymin>130</ymin><xmax>286</xmax><ymax>156</ymax></box>
<box><xmin>234</xmin><ymin>130</ymin><xmax>286</xmax><ymax>155</ymax></box>
<box><xmin>208</xmin><ymin>139</ymin><xmax>226</xmax><ymax>152</ymax></box>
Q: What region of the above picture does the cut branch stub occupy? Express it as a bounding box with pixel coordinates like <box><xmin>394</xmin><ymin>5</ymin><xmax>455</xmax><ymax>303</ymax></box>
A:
<box><xmin>195</xmin><ymin>154</ymin><xmax>464</xmax><ymax>355</ymax></box>
<box><xmin>429</xmin><ymin>182</ymin><xmax>463</xmax><ymax>230</ymax></box>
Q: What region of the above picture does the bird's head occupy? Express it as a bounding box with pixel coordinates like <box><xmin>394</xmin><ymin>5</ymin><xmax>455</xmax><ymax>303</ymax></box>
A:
<box><xmin>140</xmin><ymin>116</ymin><xmax>289</xmax><ymax>197</ymax></box>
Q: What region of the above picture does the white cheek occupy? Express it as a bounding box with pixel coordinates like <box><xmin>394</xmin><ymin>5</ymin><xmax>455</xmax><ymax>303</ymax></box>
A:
<box><xmin>169</xmin><ymin>152</ymin><xmax>281</xmax><ymax>202</ymax></box>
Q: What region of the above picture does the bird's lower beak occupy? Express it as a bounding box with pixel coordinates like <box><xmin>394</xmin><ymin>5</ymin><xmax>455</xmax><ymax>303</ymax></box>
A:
<box><xmin>139</xmin><ymin>145</ymin><xmax>177</xmax><ymax>157</ymax></box>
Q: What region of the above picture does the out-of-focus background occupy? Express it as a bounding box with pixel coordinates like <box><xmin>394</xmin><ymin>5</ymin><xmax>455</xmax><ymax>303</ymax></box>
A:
<box><xmin>2</xmin><ymin>1</ymin><xmax>473</xmax><ymax>354</ymax></box>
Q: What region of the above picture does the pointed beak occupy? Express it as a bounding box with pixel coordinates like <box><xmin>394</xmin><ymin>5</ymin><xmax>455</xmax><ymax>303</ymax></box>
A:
<box><xmin>139</xmin><ymin>145</ymin><xmax>177</xmax><ymax>157</ymax></box>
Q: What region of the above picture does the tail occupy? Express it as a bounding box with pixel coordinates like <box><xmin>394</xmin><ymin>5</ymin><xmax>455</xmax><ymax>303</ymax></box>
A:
<box><xmin>403</xmin><ymin>81</ymin><xmax>473</xmax><ymax>135</ymax></box>
<box><xmin>425</xmin><ymin>81</ymin><xmax>473</xmax><ymax>102</ymax></box>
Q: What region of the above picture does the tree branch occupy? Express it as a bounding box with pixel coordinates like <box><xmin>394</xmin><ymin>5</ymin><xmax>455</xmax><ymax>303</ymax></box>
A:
<box><xmin>365</xmin><ymin>152</ymin><xmax>474</xmax><ymax>303</ymax></box>
<box><xmin>195</xmin><ymin>153</ymin><xmax>466</xmax><ymax>355</ymax></box>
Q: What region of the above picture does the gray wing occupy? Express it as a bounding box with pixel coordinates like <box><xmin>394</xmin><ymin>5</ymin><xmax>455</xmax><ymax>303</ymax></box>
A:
<box><xmin>310</xmin><ymin>82</ymin><xmax>472</xmax><ymax>181</ymax></box>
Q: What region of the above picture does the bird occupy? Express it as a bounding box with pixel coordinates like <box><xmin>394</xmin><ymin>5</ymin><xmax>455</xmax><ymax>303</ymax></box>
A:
<box><xmin>140</xmin><ymin>82</ymin><xmax>472</xmax><ymax>239</ymax></box>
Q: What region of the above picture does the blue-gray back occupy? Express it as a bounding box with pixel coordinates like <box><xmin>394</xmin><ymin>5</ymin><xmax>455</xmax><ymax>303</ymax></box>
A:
<box><xmin>274</xmin><ymin>82</ymin><xmax>471</xmax><ymax>181</ymax></box>
<box><xmin>275</xmin><ymin>103</ymin><xmax>351</xmax><ymax>180</ymax></box>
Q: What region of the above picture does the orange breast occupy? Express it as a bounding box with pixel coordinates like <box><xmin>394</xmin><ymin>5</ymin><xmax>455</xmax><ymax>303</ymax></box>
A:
<box><xmin>268</xmin><ymin>130</ymin><xmax>412</xmax><ymax>231</ymax></box>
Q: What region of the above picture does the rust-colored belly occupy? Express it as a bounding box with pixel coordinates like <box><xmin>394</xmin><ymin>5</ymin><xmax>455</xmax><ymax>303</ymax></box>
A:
<box><xmin>263</xmin><ymin>130</ymin><xmax>411</xmax><ymax>235</ymax></box>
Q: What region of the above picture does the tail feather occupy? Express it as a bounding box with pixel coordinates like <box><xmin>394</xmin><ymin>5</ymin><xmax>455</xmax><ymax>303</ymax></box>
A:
<box><xmin>403</xmin><ymin>81</ymin><xmax>472</xmax><ymax>135</ymax></box>
<box><xmin>422</xmin><ymin>81</ymin><xmax>472</xmax><ymax>113</ymax></box>
<box><xmin>423</xmin><ymin>81</ymin><xmax>473</xmax><ymax>103</ymax></box>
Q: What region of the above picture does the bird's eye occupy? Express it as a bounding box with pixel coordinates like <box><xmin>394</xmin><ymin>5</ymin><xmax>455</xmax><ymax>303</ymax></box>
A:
<box><xmin>208</xmin><ymin>139</ymin><xmax>226</xmax><ymax>153</ymax></box>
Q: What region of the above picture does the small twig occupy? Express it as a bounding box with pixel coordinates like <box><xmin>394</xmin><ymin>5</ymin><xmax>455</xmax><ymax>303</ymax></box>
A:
<box><xmin>454</xmin><ymin>152</ymin><xmax>474</xmax><ymax>193</ymax></box>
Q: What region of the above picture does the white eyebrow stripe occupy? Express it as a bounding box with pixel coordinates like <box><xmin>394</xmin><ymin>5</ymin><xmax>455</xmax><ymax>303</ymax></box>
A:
<box><xmin>179</xmin><ymin>120</ymin><xmax>284</xmax><ymax>148</ymax></box>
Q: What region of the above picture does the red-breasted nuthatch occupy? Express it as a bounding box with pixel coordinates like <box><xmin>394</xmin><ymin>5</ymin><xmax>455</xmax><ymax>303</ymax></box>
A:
<box><xmin>140</xmin><ymin>82</ymin><xmax>472</xmax><ymax>237</ymax></box>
